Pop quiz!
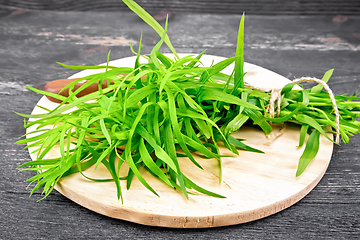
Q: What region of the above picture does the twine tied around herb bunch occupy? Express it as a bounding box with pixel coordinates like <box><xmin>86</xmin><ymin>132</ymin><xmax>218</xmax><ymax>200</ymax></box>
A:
<box><xmin>245</xmin><ymin>77</ymin><xmax>340</xmax><ymax>144</ymax></box>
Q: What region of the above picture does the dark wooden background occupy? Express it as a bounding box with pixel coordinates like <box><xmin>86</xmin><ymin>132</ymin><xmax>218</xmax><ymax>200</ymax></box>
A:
<box><xmin>0</xmin><ymin>0</ymin><xmax>359</xmax><ymax>239</ymax></box>
<box><xmin>0</xmin><ymin>0</ymin><xmax>359</xmax><ymax>15</ymax></box>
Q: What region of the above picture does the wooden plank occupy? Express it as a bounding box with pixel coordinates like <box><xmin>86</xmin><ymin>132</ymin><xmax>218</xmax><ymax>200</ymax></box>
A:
<box><xmin>1</xmin><ymin>192</ymin><xmax>359</xmax><ymax>239</ymax></box>
<box><xmin>0</xmin><ymin>9</ymin><xmax>359</xmax><ymax>237</ymax></box>
<box><xmin>0</xmin><ymin>0</ymin><xmax>359</xmax><ymax>15</ymax></box>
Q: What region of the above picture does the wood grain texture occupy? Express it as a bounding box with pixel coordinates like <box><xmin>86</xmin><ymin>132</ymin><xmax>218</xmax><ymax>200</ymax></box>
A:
<box><xmin>0</xmin><ymin>9</ymin><xmax>359</xmax><ymax>238</ymax></box>
<box><xmin>0</xmin><ymin>0</ymin><xmax>359</xmax><ymax>15</ymax></box>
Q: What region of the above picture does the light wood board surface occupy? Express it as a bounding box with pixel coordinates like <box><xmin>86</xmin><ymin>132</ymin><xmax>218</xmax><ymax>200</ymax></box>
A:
<box><xmin>27</xmin><ymin>54</ymin><xmax>333</xmax><ymax>228</ymax></box>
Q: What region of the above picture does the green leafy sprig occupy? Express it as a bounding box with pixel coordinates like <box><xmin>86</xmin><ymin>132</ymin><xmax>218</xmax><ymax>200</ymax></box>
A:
<box><xmin>16</xmin><ymin>0</ymin><xmax>360</xmax><ymax>201</ymax></box>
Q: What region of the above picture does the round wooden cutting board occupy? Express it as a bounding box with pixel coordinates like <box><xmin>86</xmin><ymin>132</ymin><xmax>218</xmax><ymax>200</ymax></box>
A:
<box><xmin>27</xmin><ymin>54</ymin><xmax>333</xmax><ymax>228</ymax></box>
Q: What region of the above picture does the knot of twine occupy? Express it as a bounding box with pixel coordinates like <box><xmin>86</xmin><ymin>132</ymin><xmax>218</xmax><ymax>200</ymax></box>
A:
<box><xmin>245</xmin><ymin>77</ymin><xmax>340</xmax><ymax>144</ymax></box>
